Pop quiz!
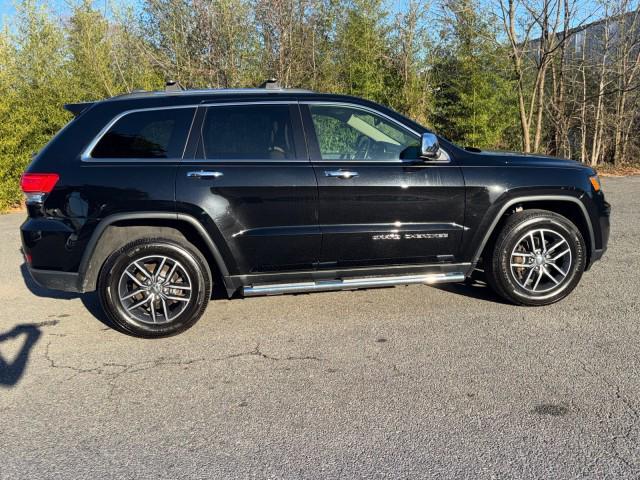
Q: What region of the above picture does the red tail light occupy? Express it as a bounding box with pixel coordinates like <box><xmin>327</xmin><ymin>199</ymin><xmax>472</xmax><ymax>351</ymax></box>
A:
<box><xmin>20</xmin><ymin>173</ymin><xmax>59</xmax><ymax>193</ymax></box>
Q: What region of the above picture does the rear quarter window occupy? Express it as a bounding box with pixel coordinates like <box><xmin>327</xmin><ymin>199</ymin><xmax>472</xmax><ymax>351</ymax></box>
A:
<box><xmin>90</xmin><ymin>108</ymin><xmax>195</xmax><ymax>159</ymax></box>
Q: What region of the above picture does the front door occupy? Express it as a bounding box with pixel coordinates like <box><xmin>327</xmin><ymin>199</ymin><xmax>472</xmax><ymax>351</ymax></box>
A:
<box><xmin>301</xmin><ymin>103</ymin><xmax>465</xmax><ymax>269</ymax></box>
<box><xmin>176</xmin><ymin>102</ymin><xmax>320</xmax><ymax>275</ymax></box>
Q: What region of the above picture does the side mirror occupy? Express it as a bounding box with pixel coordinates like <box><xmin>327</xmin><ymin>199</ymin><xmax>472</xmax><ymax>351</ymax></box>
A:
<box><xmin>420</xmin><ymin>133</ymin><xmax>440</xmax><ymax>159</ymax></box>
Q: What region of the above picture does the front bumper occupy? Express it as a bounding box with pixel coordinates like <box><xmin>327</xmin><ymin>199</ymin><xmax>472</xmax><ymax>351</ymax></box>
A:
<box><xmin>590</xmin><ymin>248</ymin><xmax>606</xmax><ymax>263</ymax></box>
<box><xmin>585</xmin><ymin>196</ymin><xmax>610</xmax><ymax>270</ymax></box>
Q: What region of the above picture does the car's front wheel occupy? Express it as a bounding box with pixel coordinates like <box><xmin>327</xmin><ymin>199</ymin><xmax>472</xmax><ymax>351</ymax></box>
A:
<box><xmin>485</xmin><ymin>209</ymin><xmax>587</xmax><ymax>306</ymax></box>
<box><xmin>98</xmin><ymin>238</ymin><xmax>212</xmax><ymax>337</ymax></box>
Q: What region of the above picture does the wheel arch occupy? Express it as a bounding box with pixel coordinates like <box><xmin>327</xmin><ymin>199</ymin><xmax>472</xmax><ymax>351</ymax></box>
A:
<box><xmin>472</xmin><ymin>196</ymin><xmax>595</xmax><ymax>269</ymax></box>
<box><xmin>78</xmin><ymin>212</ymin><xmax>234</xmax><ymax>295</ymax></box>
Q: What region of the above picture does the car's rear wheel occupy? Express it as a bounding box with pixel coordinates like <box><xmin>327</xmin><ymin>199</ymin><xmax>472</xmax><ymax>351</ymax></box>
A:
<box><xmin>485</xmin><ymin>209</ymin><xmax>586</xmax><ymax>306</ymax></box>
<box><xmin>98</xmin><ymin>238</ymin><xmax>211</xmax><ymax>337</ymax></box>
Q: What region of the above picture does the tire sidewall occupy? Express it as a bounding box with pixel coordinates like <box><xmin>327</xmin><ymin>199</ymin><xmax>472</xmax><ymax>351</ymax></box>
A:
<box><xmin>99</xmin><ymin>241</ymin><xmax>210</xmax><ymax>337</ymax></box>
<box><xmin>496</xmin><ymin>216</ymin><xmax>586</xmax><ymax>305</ymax></box>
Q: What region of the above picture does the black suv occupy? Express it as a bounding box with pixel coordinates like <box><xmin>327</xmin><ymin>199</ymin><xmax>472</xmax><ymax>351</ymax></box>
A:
<box><xmin>20</xmin><ymin>84</ymin><xmax>610</xmax><ymax>337</ymax></box>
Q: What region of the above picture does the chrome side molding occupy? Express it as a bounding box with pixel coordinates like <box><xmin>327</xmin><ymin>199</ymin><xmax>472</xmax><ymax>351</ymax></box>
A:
<box><xmin>325</xmin><ymin>170</ymin><xmax>359</xmax><ymax>179</ymax></box>
<box><xmin>187</xmin><ymin>170</ymin><xmax>224</xmax><ymax>179</ymax></box>
<box><xmin>242</xmin><ymin>272</ymin><xmax>465</xmax><ymax>297</ymax></box>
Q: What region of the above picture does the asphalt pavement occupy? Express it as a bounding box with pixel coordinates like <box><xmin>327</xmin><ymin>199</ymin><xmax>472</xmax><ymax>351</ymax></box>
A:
<box><xmin>0</xmin><ymin>176</ymin><xmax>639</xmax><ymax>479</ymax></box>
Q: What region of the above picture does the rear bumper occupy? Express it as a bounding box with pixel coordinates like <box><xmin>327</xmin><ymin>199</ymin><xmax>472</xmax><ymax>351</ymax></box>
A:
<box><xmin>21</xmin><ymin>216</ymin><xmax>84</xmax><ymax>293</ymax></box>
<box><xmin>27</xmin><ymin>266</ymin><xmax>82</xmax><ymax>293</ymax></box>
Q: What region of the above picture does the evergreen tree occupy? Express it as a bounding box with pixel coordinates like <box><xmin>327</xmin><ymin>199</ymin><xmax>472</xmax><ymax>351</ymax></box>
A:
<box><xmin>333</xmin><ymin>0</ymin><xmax>395</xmax><ymax>103</ymax></box>
<box><xmin>388</xmin><ymin>0</ymin><xmax>432</xmax><ymax>124</ymax></box>
<box><xmin>430</xmin><ymin>0</ymin><xmax>517</xmax><ymax>148</ymax></box>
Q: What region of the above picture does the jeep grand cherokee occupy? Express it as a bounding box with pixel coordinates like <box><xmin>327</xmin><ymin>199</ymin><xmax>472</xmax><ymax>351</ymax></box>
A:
<box><xmin>20</xmin><ymin>83</ymin><xmax>611</xmax><ymax>337</ymax></box>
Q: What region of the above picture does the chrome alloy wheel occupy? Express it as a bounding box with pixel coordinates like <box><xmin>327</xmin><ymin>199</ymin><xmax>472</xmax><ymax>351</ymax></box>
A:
<box><xmin>510</xmin><ymin>228</ymin><xmax>572</xmax><ymax>294</ymax></box>
<box><xmin>117</xmin><ymin>255</ymin><xmax>192</xmax><ymax>324</ymax></box>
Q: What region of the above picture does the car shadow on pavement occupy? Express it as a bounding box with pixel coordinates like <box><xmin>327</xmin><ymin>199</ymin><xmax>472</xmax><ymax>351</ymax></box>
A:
<box><xmin>0</xmin><ymin>323</ymin><xmax>41</xmax><ymax>387</ymax></box>
<box><xmin>433</xmin><ymin>271</ymin><xmax>510</xmax><ymax>305</ymax></box>
<box><xmin>19</xmin><ymin>263</ymin><xmax>117</xmax><ymax>330</ymax></box>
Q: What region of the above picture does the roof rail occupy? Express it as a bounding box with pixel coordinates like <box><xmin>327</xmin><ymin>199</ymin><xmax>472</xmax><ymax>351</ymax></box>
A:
<box><xmin>259</xmin><ymin>78</ymin><xmax>280</xmax><ymax>90</ymax></box>
<box><xmin>64</xmin><ymin>102</ymin><xmax>95</xmax><ymax>117</ymax></box>
<box><xmin>165</xmin><ymin>80</ymin><xmax>183</xmax><ymax>92</ymax></box>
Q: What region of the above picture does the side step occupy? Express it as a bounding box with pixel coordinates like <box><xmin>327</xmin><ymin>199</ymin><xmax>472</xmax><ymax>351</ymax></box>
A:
<box><xmin>242</xmin><ymin>272</ymin><xmax>466</xmax><ymax>297</ymax></box>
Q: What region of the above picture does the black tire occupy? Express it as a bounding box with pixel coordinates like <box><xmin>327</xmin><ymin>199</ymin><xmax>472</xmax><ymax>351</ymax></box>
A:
<box><xmin>485</xmin><ymin>209</ymin><xmax>586</xmax><ymax>306</ymax></box>
<box><xmin>98</xmin><ymin>238</ymin><xmax>212</xmax><ymax>337</ymax></box>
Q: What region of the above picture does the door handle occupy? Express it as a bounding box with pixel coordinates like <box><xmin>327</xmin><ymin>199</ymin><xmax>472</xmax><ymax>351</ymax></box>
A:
<box><xmin>324</xmin><ymin>170</ymin><xmax>359</xmax><ymax>179</ymax></box>
<box><xmin>187</xmin><ymin>170</ymin><xmax>224</xmax><ymax>179</ymax></box>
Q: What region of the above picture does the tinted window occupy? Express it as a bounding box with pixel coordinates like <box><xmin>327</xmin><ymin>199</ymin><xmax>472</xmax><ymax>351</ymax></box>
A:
<box><xmin>310</xmin><ymin>105</ymin><xmax>419</xmax><ymax>161</ymax></box>
<box><xmin>202</xmin><ymin>104</ymin><xmax>295</xmax><ymax>160</ymax></box>
<box><xmin>92</xmin><ymin>108</ymin><xmax>195</xmax><ymax>159</ymax></box>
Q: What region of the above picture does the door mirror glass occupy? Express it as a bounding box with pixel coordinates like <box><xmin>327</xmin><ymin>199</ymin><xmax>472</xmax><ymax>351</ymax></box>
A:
<box><xmin>420</xmin><ymin>133</ymin><xmax>440</xmax><ymax>159</ymax></box>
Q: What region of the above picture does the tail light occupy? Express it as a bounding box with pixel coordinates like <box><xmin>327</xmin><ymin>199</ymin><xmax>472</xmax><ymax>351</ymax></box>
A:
<box><xmin>20</xmin><ymin>173</ymin><xmax>59</xmax><ymax>193</ymax></box>
<box><xmin>20</xmin><ymin>173</ymin><xmax>59</xmax><ymax>203</ymax></box>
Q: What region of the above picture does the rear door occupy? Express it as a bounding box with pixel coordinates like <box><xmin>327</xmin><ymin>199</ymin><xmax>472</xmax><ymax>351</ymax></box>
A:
<box><xmin>301</xmin><ymin>102</ymin><xmax>466</xmax><ymax>268</ymax></box>
<box><xmin>175</xmin><ymin>101</ymin><xmax>320</xmax><ymax>275</ymax></box>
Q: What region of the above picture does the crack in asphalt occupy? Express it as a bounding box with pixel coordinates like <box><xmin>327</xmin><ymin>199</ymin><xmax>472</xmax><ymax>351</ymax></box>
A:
<box><xmin>33</xmin><ymin>320</ymin><xmax>60</xmax><ymax>328</ymax></box>
<box><xmin>44</xmin><ymin>341</ymin><xmax>321</xmax><ymax>412</ymax></box>
<box><xmin>211</xmin><ymin>343</ymin><xmax>322</xmax><ymax>363</ymax></box>
<box><xmin>44</xmin><ymin>340</ymin><xmax>208</xmax><ymax>395</ymax></box>
<box><xmin>44</xmin><ymin>341</ymin><xmax>321</xmax><ymax>379</ymax></box>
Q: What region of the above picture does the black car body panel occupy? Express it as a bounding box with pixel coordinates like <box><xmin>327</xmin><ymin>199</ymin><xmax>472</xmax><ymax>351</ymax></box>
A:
<box><xmin>20</xmin><ymin>89</ymin><xmax>611</xmax><ymax>295</ymax></box>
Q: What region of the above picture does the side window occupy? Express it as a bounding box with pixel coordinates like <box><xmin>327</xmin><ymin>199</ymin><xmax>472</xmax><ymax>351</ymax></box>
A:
<box><xmin>91</xmin><ymin>108</ymin><xmax>195</xmax><ymax>159</ymax></box>
<box><xmin>309</xmin><ymin>105</ymin><xmax>420</xmax><ymax>161</ymax></box>
<box><xmin>202</xmin><ymin>104</ymin><xmax>296</xmax><ymax>160</ymax></box>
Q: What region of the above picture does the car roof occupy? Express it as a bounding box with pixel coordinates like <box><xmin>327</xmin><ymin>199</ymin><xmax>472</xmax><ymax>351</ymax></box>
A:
<box><xmin>108</xmin><ymin>87</ymin><xmax>316</xmax><ymax>101</ymax></box>
<box><xmin>69</xmin><ymin>87</ymin><xmax>430</xmax><ymax>136</ymax></box>
<box><xmin>80</xmin><ymin>88</ymin><xmax>378</xmax><ymax>112</ymax></box>
<box><xmin>67</xmin><ymin>88</ymin><xmax>354</xmax><ymax>117</ymax></box>
<box><xmin>121</xmin><ymin>87</ymin><xmax>316</xmax><ymax>98</ymax></box>
<box><xmin>83</xmin><ymin>88</ymin><xmax>406</xmax><ymax>116</ymax></box>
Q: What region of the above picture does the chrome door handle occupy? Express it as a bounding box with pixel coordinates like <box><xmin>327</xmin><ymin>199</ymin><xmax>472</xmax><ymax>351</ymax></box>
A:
<box><xmin>324</xmin><ymin>170</ymin><xmax>359</xmax><ymax>179</ymax></box>
<box><xmin>187</xmin><ymin>170</ymin><xmax>224</xmax><ymax>179</ymax></box>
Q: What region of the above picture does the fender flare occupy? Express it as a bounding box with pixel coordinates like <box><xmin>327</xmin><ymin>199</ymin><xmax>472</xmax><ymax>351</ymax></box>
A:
<box><xmin>470</xmin><ymin>195</ymin><xmax>596</xmax><ymax>266</ymax></box>
<box><xmin>78</xmin><ymin>211</ymin><xmax>231</xmax><ymax>292</ymax></box>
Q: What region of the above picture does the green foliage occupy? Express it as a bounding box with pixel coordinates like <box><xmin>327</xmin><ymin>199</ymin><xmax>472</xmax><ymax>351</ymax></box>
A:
<box><xmin>0</xmin><ymin>1</ymin><xmax>71</xmax><ymax>209</ymax></box>
<box><xmin>0</xmin><ymin>0</ymin><xmax>527</xmax><ymax>210</ymax></box>
<box><xmin>0</xmin><ymin>1</ymin><xmax>162</xmax><ymax>210</ymax></box>
<box><xmin>67</xmin><ymin>1</ymin><xmax>161</xmax><ymax>98</ymax></box>
<box><xmin>333</xmin><ymin>0</ymin><xmax>394</xmax><ymax>103</ymax></box>
<box><xmin>430</xmin><ymin>0</ymin><xmax>518</xmax><ymax>148</ymax></box>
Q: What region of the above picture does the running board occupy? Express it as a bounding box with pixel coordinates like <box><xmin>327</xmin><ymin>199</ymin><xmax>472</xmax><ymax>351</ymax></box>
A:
<box><xmin>242</xmin><ymin>272</ymin><xmax>466</xmax><ymax>297</ymax></box>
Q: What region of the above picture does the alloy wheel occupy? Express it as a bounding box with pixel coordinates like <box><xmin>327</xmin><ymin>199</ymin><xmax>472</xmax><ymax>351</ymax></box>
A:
<box><xmin>510</xmin><ymin>228</ymin><xmax>572</xmax><ymax>294</ymax></box>
<box><xmin>117</xmin><ymin>255</ymin><xmax>192</xmax><ymax>324</ymax></box>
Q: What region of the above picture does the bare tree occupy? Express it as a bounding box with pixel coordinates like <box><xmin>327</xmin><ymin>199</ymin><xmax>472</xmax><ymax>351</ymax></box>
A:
<box><xmin>610</xmin><ymin>5</ymin><xmax>640</xmax><ymax>164</ymax></box>
<box><xmin>590</xmin><ymin>10</ymin><xmax>611</xmax><ymax>165</ymax></box>
<box><xmin>192</xmin><ymin>0</ymin><xmax>257</xmax><ymax>88</ymax></box>
<box><xmin>498</xmin><ymin>0</ymin><xmax>587</xmax><ymax>152</ymax></box>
